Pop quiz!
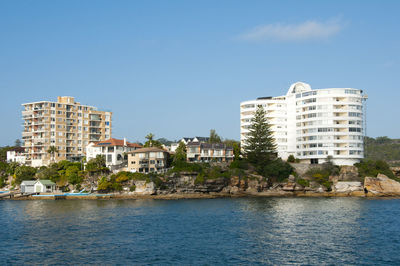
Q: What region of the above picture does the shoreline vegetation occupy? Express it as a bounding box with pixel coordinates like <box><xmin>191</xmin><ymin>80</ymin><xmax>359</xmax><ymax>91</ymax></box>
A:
<box><xmin>2</xmin><ymin>120</ymin><xmax>400</xmax><ymax>200</ymax></box>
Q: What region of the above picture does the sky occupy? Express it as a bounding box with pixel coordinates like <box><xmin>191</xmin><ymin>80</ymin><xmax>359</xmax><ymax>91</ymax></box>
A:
<box><xmin>0</xmin><ymin>0</ymin><xmax>399</xmax><ymax>145</ymax></box>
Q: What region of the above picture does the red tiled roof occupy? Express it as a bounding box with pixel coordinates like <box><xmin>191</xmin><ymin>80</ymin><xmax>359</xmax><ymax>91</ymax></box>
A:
<box><xmin>93</xmin><ymin>138</ymin><xmax>142</xmax><ymax>148</ymax></box>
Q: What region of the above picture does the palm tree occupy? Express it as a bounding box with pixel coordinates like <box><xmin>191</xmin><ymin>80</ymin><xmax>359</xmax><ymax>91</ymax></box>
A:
<box><xmin>47</xmin><ymin>146</ymin><xmax>58</xmax><ymax>163</ymax></box>
<box><xmin>145</xmin><ymin>133</ymin><xmax>154</xmax><ymax>147</ymax></box>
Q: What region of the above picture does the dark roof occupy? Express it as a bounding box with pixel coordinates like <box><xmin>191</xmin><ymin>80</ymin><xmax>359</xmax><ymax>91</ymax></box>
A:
<box><xmin>8</xmin><ymin>147</ymin><xmax>25</xmax><ymax>152</ymax></box>
<box><xmin>195</xmin><ymin>137</ymin><xmax>210</xmax><ymax>142</ymax></box>
<box><xmin>182</xmin><ymin>137</ymin><xmax>210</xmax><ymax>143</ymax></box>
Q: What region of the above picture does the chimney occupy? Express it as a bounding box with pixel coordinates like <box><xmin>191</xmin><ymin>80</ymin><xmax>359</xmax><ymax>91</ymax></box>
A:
<box><xmin>124</xmin><ymin>137</ymin><xmax>127</xmax><ymax>146</ymax></box>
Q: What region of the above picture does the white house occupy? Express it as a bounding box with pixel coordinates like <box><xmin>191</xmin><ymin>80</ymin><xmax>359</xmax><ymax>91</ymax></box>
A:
<box><xmin>20</xmin><ymin>180</ymin><xmax>36</xmax><ymax>193</ymax></box>
<box><xmin>240</xmin><ymin>81</ymin><xmax>367</xmax><ymax>166</ymax></box>
<box><xmin>86</xmin><ymin>138</ymin><xmax>142</xmax><ymax>167</ymax></box>
<box><xmin>7</xmin><ymin>147</ymin><xmax>26</xmax><ymax>164</ymax></box>
<box><xmin>21</xmin><ymin>180</ymin><xmax>56</xmax><ymax>193</ymax></box>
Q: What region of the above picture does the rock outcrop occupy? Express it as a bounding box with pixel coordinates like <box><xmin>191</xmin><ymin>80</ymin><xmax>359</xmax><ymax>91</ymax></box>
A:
<box><xmin>134</xmin><ymin>180</ymin><xmax>155</xmax><ymax>195</ymax></box>
<box><xmin>338</xmin><ymin>166</ymin><xmax>360</xmax><ymax>181</ymax></box>
<box><xmin>332</xmin><ymin>181</ymin><xmax>363</xmax><ymax>193</ymax></box>
<box><xmin>364</xmin><ymin>174</ymin><xmax>400</xmax><ymax>194</ymax></box>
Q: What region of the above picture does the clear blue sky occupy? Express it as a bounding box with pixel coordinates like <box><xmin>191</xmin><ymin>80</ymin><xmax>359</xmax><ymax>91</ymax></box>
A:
<box><xmin>1</xmin><ymin>0</ymin><xmax>399</xmax><ymax>145</ymax></box>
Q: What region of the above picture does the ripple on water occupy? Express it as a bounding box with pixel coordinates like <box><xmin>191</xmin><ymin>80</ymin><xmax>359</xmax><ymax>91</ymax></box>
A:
<box><xmin>1</xmin><ymin>198</ymin><xmax>400</xmax><ymax>265</ymax></box>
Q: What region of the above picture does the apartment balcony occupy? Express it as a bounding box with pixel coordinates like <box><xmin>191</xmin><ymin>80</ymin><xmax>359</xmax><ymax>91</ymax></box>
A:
<box><xmin>22</xmin><ymin>132</ymin><xmax>32</xmax><ymax>137</ymax></box>
<box><xmin>90</xmin><ymin>114</ymin><xmax>102</xmax><ymax>121</ymax></box>
<box><xmin>89</xmin><ymin>136</ymin><xmax>101</xmax><ymax>141</ymax></box>
<box><xmin>22</xmin><ymin>110</ymin><xmax>33</xmax><ymax>116</ymax></box>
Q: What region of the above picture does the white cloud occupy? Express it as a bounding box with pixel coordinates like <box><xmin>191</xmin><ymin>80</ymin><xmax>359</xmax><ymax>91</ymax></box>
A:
<box><xmin>238</xmin><ymin>19</ymin><xmax>344</xmax><ymax>42</ymax></box>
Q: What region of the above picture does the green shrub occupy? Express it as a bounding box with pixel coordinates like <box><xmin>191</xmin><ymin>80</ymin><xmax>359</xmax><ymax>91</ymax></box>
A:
<box><xmin>287</xmin><ymin>155</ymin><xmax>295</xmax><ymax>163</ymax></box>
<box><xmin>115</xmin><ymin>172</ymin><xmax>129</xmax><ymax>183</ymax></box>
<box><xmin>262</xmin><ymin>159</ymin><xmax>293</xmax><ymax>182</ymax></box>
<box><xmin>97</xmin><ymin>177</ymin><xmax>112</xmax><ymax>192</ymax></box>
<box><xmin>129</xmin><ymin>172</ymin><xmax>148</xmax><ymax>181</ymax></box>
<box><xmin>153</xmin><ymin>176</ymin><xmax>164</xmax><ymax>188</ymax></box>
<box><xmin>195</xmin><ymin>173</ymin><xmax>205</xmax><ymax>184</ymax></box>
<box><xmin>129</xmin><ymin>185</ymin><xmax>136</xmax><ymax>192</ymax></box>
<box><xmin>112</xmin><ymin>183</ymin><xmax>123</xmax><ymax>192</ymax></box>
<box><xmin>355</xmin><ymin>159</ymin><xmax>397</xmax><ymax>180</ymax></box>
<box><xmin>296</xmin><ymin>178</ymin><xmax>310</xmax><ymax>187</ymax></box>
<box><xmin>306</xmin><ymin>167</ymin><xmax>333</xmax><ymax>191</ymax></box>
<box><xmin>229</xmin><ymin>160</ymin><xmax>249</xmax><ymax>170</ymax></box>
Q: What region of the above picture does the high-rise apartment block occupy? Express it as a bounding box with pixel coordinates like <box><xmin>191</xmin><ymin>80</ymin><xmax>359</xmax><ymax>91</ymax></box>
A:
<box><xmin>22</xmin><ymin>96</ymin><xmax>112</xmax><ymax>166</ymax></box>
<box><xmin>240</xmin><ymin>82</ymin><xmax>367</xmax><ymax>166</ymax></box>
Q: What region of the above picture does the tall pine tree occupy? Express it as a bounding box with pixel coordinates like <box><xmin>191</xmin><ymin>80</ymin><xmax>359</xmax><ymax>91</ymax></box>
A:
<box><xmin>243</xmin><ymin>105</ymin><xmax>277</xmax><ymax>171</ymax></box>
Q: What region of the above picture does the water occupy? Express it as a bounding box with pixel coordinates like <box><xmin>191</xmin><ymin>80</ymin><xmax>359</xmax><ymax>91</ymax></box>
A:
<box><xmin>1</xmin><ymin>197</ymin><xmax>400</xmax><ymax>265</ymax></box>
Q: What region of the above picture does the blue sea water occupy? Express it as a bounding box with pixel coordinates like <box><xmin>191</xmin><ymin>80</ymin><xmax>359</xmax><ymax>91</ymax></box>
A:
<box><xmin>1</xmin><ymin>197</ymin><xmax>400</xmax><ymax>265</ymax></box>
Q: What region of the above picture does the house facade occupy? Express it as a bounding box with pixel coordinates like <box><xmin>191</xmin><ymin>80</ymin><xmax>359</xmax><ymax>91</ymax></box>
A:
<box><xmin>187</xmin><ymin>142</ymin><xmax>234</xmax><ymax>163</ymax></box>
<box><xmin>21</xmin><ymin>180</ymin><xmax>56</xmax><ymax>193</ymax></box>
<box><xmin>7</xmin><ymin>147</ymin><xmax>26</xmax><ymax>164</ymax></box>
<box><xmin>240</xmin><ymin>82</ymin><xmax>367</xmax><ymax>165</ymax></box>
<box><xmin>86</xmin><ymin>138</ymin><xmax>142</xmax><ymax>167</ymax></box>
<box><xmin>128</xmin><ymin>147</ymin><xmax>169</xmax><ymax>173</ymax></box>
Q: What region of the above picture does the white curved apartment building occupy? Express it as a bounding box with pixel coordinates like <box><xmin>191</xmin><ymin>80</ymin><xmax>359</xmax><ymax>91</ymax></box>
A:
<box><xmin>240</xmin><ymin>82</ymin><xmax>367</xmax><ymax>166</ymax></box>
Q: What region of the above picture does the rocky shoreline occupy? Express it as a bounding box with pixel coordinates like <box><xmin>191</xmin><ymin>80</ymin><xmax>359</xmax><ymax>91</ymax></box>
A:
<box><xmin>9</xmin><ymin>190</ymin><xmax>400</xmax><ymax>201</ymax></box>
<box><xmin>5</xmin><ymin>165</ymin><xmax>400</xmax><ymax>200</ymax></box>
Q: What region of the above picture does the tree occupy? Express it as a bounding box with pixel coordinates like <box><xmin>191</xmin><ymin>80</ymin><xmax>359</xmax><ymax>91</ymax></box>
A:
<box><xmin>232</xmin><ymin>142</ymin><xmax>241</xmax><ymax>161</ymax></box>
<box><xmin>157</xmin><ymin>138</ymin><xmax>173</xmax><ymax>146</ymax></box>
<box><xmin>47</xmin><ymin>146</ymin><xmax>58</xmax><ymax>163</ymax></box>
<box><xmin>0</xmin><ymin>146</ymin><xmax>12</xmax><ymax>162</ymax></box>
<box><xmin>145</xmin><ymin>133</ymin><xmax>154</xmax><ymax>146</ymax></box>
<box><xmin>173</xmin><ymin>142</ymin><xmax>187</xmax><ymax>163</ymax></box>
<box><xmin>287</xmin><ymin>155</ymin><xmax>296</xmax><ymax>163</ymax></box>
<box><xmin>14</xmin><ymin>165</ymin><xmax>37</xmax><ymax>184</ymax></box>
<box><xmin>36</xmin><ymin>165</ymin><xmax>60</xmax><ymax>183</ymax></box>
<box><xmin>85</xmin><ymin>155</ymin><xmax>109</xmax><ymax>191</ymax></box>
<box><xmin>15</xmin><ymin>139</ymin><xmax>22</xmax><ymax>147</ymax></box>
<box><xmin>144</xmin><ymin>133</ymin><xmax>163</xmax><ymax>148</ymax></box>
<box><xmin>243</xmin><ymin>105</ymin><xmax>277</xmax><ymax>172</ymax></box>
<box><xmin>65</xmin><ymin>165</ymin><xmax>82</xmax><ymax>186</ymax></box>
<box><xmin>0</xmin><ymin>161</ymin><xmax>9</xmax><ymax>188</ymax></box>
<box><xmin>209</xmin><ymin>129</ymin><xmax>222</xmax><ymax>143</ymax></box>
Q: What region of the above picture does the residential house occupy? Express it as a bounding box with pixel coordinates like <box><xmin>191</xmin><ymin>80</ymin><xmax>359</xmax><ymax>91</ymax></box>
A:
<box><xmin>20</xmin><ymin>180</ymin><xmax>36</xmax><ymax>193</ymax></box>
<box><xmin>21</xmin><ymin>180</ymin><xmax>56</xmax><ymax>193</ymax></box>
<box><xmin>186</xmin><ymin>142</ymin><xmax>234</xmax><ymax>163</ymax></box>
<box><xmin>7</xmin><ymin>147</ymin><xmax>26</xmax><ymax>164</ymax></box>
<box><xmin>86</xmin><ymin>138</ymin><xmax>142</xmax><ymax>168</ymax></box>
<box><xmin>170</xmin><ymin>137</ymin><xmax>210</xmax><ymax>152</ymax></box>
<box><xmin>128</xmin><ymin>147</ymin><xmax>169</xmax><ymax>173</ymax></box>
